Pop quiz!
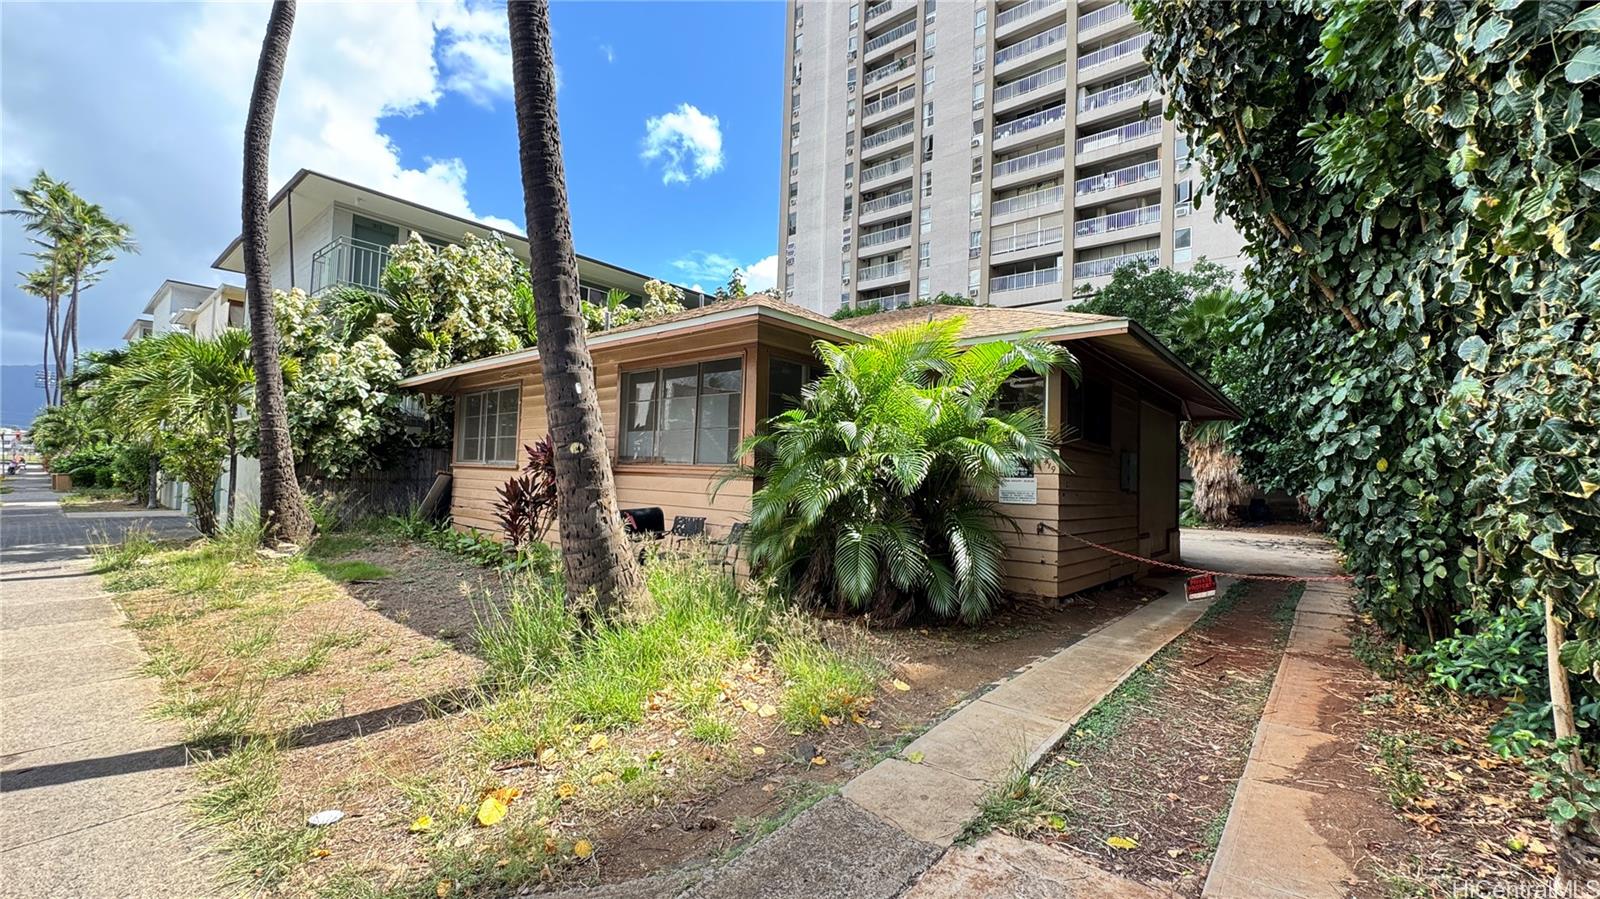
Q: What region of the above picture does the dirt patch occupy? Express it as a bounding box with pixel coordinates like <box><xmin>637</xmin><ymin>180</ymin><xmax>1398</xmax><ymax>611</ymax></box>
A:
<box><xmin>333</xmin><ymin>538</ymin><xmax>511</xmax><ymax>648</ymax></box>
<box><xmin>1302</xmin><ymin>625</ymin><xmax>1553</xmax><ymax>896</ymax></box>
<box><xmin>994</xmin><ymin>581</ymin><xmax>1300</xmax><ymax>895</ymax></box>
<box><xmin>62</xmin><ymin>498</ymin><xmax>151</xmax><ymax>513</ymax></box>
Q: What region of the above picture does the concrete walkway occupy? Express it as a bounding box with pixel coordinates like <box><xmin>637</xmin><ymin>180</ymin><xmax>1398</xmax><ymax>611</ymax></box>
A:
<box><xmin>677</xmin><ymin>577</ymin><xmax>1212</xmax><ymax>899</ymax></box>
<box><xmin>0</xmin><ymin>471</ymin><xmax>208</xmax><ymax>899</ymax></box>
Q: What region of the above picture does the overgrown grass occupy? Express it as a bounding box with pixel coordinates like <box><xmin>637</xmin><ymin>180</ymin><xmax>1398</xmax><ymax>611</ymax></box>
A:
<box><xmin>963</xmin><ymin>765</ymin><xmax>1051</xmax><ymax>841</ymax></box>
<box><xmin>61</xmin><ymin>487</ymin><xmax>135</xmax><ymax>506</ymax></box>
<box><xmin>310</xmin><ymin>559</ymin><xmax>391</xmax><ymax>582</ymax></box>
<box><xmin>772</xmin><ymin>635</ymin><xmax>882</xmax><ymax>730</ymax></box>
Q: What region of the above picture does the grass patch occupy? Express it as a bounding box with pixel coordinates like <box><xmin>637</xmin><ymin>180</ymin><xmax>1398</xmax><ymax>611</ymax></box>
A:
<box><xmin>773</xmin><ymin>635</ymin><xmax>882</xmax><ymax>731</ymax></box>
<box><xmin>963</xmin><ymin>766</ymin><xmax>1051</xmax><ymax>841</ymax></box>
<box><xmin>310</xmin><ymin>559</ymin><xmax>391</xmax><ymax>582</ymax></box>
<box><xmin>61</xmin><ymin>487</ymin><xmax>135</xmax><ymax>506</ymax></box>
<box><xmin>688</xmin><ymin>714</ymin><xmax>736</xmax><ymax>744</ymax></box>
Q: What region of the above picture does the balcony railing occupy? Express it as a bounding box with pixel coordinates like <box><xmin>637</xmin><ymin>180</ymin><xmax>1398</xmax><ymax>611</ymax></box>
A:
<box><xmin>1079</xmin><ymin>74</ymin><xmax>1157</xmax><ymax>113</ymax></box>
<box><xmin>865</xmin><ymin>19</ymin><xmax>916</xmax><ymax>54</ymax></box>
<box><xmin>1074</xmin><ymin>159</ymin><xmax>1161</xmax><ymax>196</ymax></box>
<box><xmin>994</xmin><ymin>62</ymin><xmax>1067</xmax><ymax>105</ymax></box>
<box><xmin>997</xmin><ymin>0</ymin><xmax>1064</xmax><ymax>29</ymax></box>
<box><xmin>1078</xmin><ymin>32</ymin><xmax>1150</xmax><ymax>70</ymax></box>
<box><xmin>862</xmin><ymin>119</ymin><xmax>916</xmax><ymax>150</ymax></box>
<box><xmin>859</xmin><ymin>222</ymin><xmax>913</xmax><ymax>249</ymax></box>
<box><xmin>866</xmin><ymin>0</ymin><xmax>910</xmax><ymax>23</ymax></box>
<box><xmin>858</xmin><ymin>260</ymin><xmax>910</xmax><ymax>281</ymax></box>
<box><xmin>994</xmin><ymin>102</ymin><xmax>1066</xmax><ymax>142</ymax></box>
<box><xmin>861</xmin><ymin>188</ymin><xmax>914</xmax><ymax>215</ymax></box>
<box><xmin>994</xmin><ymin>23</ymin><xmax>1066</xmax><ymax>66</ymax></box>
<box><xmin>864</xmin><ymin>58</ymin><xmax>913</xmax><ymax>88</ymax></box>
<box><xmin>1075</xmin><ymin>115</ymin><xmax>1162</xmax><ymax>154</ymax></box>
<box><xmin>310</xmin><ymin>236</ymin><xmax>392</xmax><ymax>295</ymax></box>
<box><xmin>1074</xmin><ymin>203</ymin><xmax>1161</xmax><ymax>238</ymax></box>
<box><xmin>992</xmin><ymin>224</ymin><xmax>1064</xmax><ymax>255</ymax></box>
<box><xmin>863</xmin><ymin>85</ymin><xmax>915</xmax><ymax>118</ymax></box>
<box><xmin>1073</xmin><ymin>248</ymin><xmax>1158</xmax><ymax>279</ymax></box>
<box><xmin>861</xmin><ymin>154</ymin><xmax>914</xmax><ymax>183</ymax></box>
<box><xmin>991</xmin><ymin>265</ymin><xmax>1062</xmax><ymax>293</ymax></box>
<box><xmin>1077</xmin><ymin>2</ymin><xmax>1130</xmax><ymax>33</ymax></box>
<box><xmin>993</xmin><ymin>143</ymin><xmax>1066</xmax><ymax>179</ymax></box>
<box><xmin>992</xmin><ymin>184</ymin><xmax>1065</xmax><ymax>217</ymax></box>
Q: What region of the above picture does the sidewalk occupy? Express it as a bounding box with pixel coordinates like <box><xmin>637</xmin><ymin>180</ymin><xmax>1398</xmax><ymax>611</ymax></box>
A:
<box><xmin>677</xmin><ymin>577</ymin><xmax>1211</xmax><ymax>899</ymax></box>
<box><xmin>0</xmin><ymin>471</ymin><xmax>209</xmax><ymax>899</ymax></box>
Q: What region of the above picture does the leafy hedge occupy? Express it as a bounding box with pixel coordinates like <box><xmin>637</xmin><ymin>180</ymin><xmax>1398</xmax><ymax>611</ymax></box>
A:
<box><xmin>1135</xmin><ymin>1</ymin><xmax>1597</xmax><ymax>724</ymax></box>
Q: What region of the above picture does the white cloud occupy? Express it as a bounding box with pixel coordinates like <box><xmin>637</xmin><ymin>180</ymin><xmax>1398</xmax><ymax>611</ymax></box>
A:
<box><xmin>599</xmin><ymin>43</ymin><xmax>615</xmax><ymax>63</ymax></box>
<box><xmin>672</xmin><ymin>251</ymin><xmax>776</xmax><ymax>292</ymax></box>
<box><xmin>640</xmin><ymin>104</ymin><xmax>723</xmax><ymax>186</ymax></box>
<box><xmin>744</xmin><ymin>254</ymin><xmax>778</xmax><ymax>292</ymax></box>
<box><xmin>0</xmin><ymin>0</ymin><xmax>524</xmax><ymax>363</ymax></box>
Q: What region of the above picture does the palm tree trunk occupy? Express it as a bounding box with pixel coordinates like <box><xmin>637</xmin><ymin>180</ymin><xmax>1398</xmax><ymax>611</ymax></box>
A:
<box><xmin>42</xmin><ymin>294</ymin><xmax>54</xmax><ymax>406</ymax></box>
<box><xmin>226</xmin><ymin>420</ymin><xmax>239</xmax><ymax>526</ymax></box>
<box><xmin>507</xmin><ymin>0</ymin><xmax>646</xmax><ymax>618</ymax></box>
<box><xmin>67</xmin><ymin>274</ymin><xmax>80</xmax><ymax>370</ymax></box>
<box><xmin>147</xmin><ymin>450</ymin><xmax>159</xmax><ymax>510</ymax></box>
<box><xmin>242</xmin><ymin>0</ymin><xmax>313</xmax><ymax>547</ymax></box>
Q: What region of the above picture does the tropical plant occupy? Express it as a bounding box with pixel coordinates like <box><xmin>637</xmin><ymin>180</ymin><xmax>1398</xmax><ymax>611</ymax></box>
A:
<box><xmin>714</xmin><ymin>268</ymin><xmax>748</xmax><ymax>301</ymax></box>
<box><xmin>1138</xmin><ymin>0</ymin><xmax>1600</xmax><ymax>862</ymax></box>
<box><xmin>735</xmin><ymin>318</ymin><xmax>1073</xmax><ymax>624</ymax></box>
<box><xmin>376</xmin><ymin>234</ymin><xmax>532</xmax><ymax>373</ymax></box>
<box><xmin>148</xmin><ymin>330</ymin><xmax>255</xmax><ymax>525</ymax></box>
<box><xmin>507</xmin><ymin>0</ymin><xmax>646</xmax><ymax>617</ymax></box>
<box><xmin>495</xmin><ymin>437</ymin><xmax>558</xmax><ymax>549</ymax></box>
<box><xmin>242</xmin><ymin>0</ymin><xmax>313</xmax><ymax>547</ymax></box>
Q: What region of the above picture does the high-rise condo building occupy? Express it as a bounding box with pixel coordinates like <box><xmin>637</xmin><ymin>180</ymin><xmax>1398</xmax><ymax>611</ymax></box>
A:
<box><xmin>777</xmin><ymin>0</ymin><xmax>1243</xmax><ymax>314</ymax></box>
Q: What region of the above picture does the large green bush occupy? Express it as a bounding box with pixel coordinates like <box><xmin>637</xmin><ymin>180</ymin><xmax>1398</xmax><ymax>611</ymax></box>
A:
<box><xmin>736</xmin><ymin>318</ymin><xmax>1072</xmax><ymax>623</ymax></box>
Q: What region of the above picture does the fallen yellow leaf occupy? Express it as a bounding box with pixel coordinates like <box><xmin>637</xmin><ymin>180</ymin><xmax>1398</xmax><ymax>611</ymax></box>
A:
<box><xmin>489</xmin><ymin>786</ymin><xmax>522</xmax><ymax>803</ymax></box>
<box><xmin>891</xmin><ymin>679</ymin><xmax>911</xmax><ymax>692</ymax></box>
<box><xmin>811</xmin><ymin>756</ymin><xmax>828</xmax><ymax>767</ymax></box>
<box><xmin>437</xmin><ymin>880</ymin><xmax>452</xmax><ymax>897</ymax></box>
<box><xmin>906</xmin><ymin>751</ymin><xmax>925</xmax><ymax>764</ymax></box>
<box><xmin>410</xmin><ymin>814</ymin><xmax>434</xmax><ymax>833</ymax></box>
<box><xmin>311</xmin><ymin>848</ymin><xmax>331</xmax><ymax>858</ymax></box>
<box><xmin>1106</xmin><ymin>835</ymin><xmax>1138</xmax><ymax>850</ymax></box>
<box><xmin>590</xmin><ymin>772</ymin><xmax>618</xmax><ymax>786</ymax></box>
<box><xmin>538</xmin><ymin>747</ymin><xmax>559</xmax><ymax>766</ymax></box>
<box><xmin>757</xmin><ymin>704</ymin><xmax>777</xmax><ymax>718</ymax></box>
<box><xmin>819</xmin><ymin>713</ymin><xmax>833</xmax><ymax>727</ymax></box>
<box><xmin>740</xmin><ymin>699</ymin><xmax>759</xmax><ymax>713</ymax></box>
<box><xmin>476</xmin><ymin>797</ymin><xmax>508</xmax><ymax>828</ymax></box>
<box><xmin>752</xmin><ymin>746</ymin><xmax>766</xmax><ymax>756</ymax></box>
<box><xmin>588</xmin><ymin>734</ymin><xmax>609</xmax><ymax>752</ymax></box>
<box><xmin>573</xmin><ymin>838</ymin><xmax>594</xmax><ymax>859</ymax></box>
<box><xmin>556</xmin><ymin>782</ymin><xmax>577</xmax><ymax>799</ymax></box>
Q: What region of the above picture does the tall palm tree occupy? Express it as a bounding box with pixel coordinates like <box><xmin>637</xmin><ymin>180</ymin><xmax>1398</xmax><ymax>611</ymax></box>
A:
<box><xmin>242</xmin><ymin>0</ymin><xmax>313</xmax><ymax>546</ymax></box>
<box><xmin>6</xmin><ymin>172</ymin><xmax>74</xmax><ymax>405</ymax></box>
<box><xmin>507</xmin><ymin>0</ymin><xmax>645</xmax><ymax>617</ymax></box>
<box><xmin>58</xmin><ymin>200</ymin><xmax>136</xmax><ymax>366</ymax></box>
<box><xmin>17</xmin><ymin>267</ymin><xmax>68</xmax><ymax>405</ymax></box>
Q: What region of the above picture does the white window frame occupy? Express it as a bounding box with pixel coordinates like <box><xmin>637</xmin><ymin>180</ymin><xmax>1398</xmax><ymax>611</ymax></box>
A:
<box><xmin>456</xmin><ymin>385</ymin><xmax>521</xmax><ymax>466</ymax></box>
<box><xmin>619</xmin><ymin>357</ymin><xmax>745</xmax><ymax>466</ymax></box>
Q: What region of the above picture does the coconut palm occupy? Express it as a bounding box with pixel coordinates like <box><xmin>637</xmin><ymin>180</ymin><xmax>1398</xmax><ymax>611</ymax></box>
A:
<box><xmin>242</xmin><ymin>0</ymin><xmax>314</xmax><ymax>546</ymax></box>
<box><xmin>734</xmin><ymin>318</ymin><xmax>1073</xmax><ymax>623</ymax></box>
<box><xmin>507</xmin><ymin>0</ymin><xmax>646</xmax><ymax>617</ymax></box>
<box><xmin>6</xmin><ymin>172</ymin><xmax>76</xmax><ymax>404</ymax></box>
<box><xmin>17</xmin><ymin>267</ymin><xmax>70</xmax><ymax>404</ymax></box>
<box><xmin>57</xmin><ymin>200</ymin><xmax>136</xmax><ymax>364</ymax></box>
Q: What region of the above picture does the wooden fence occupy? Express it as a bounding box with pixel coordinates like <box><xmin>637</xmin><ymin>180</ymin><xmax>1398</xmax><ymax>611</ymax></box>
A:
<box><xmin>297</xmin><ymin>447</ymin><xmax>452</xmax><ymax>522</ymax></box>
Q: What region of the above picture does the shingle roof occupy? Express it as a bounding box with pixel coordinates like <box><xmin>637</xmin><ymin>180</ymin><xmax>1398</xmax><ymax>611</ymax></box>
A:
<box><xmin>600</xmin><ymin>292</ymin><xmax>847</xmax><ymax>336</ymax></box>
<box><xmin>845</xmin><ymin>303</ymin><xmax>1123</xmax><ymax>339</ymax></box>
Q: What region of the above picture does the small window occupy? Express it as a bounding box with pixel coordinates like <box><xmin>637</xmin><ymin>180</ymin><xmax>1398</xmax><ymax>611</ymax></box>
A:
<box><xmin>621</xmin><ymin>359</ymin><xmax>745</xmax><ymax>465</ymax></box>
<box><xmin>997</xmin><ymin>373</ymin><xmax>1045</xmax><ymax>415</ymax></box>
<box><xmin>767</xmin><ymin>358</ymin><xmax>818</xmax><ymax>418</ymax></box>
<box><xmin>457</xmin><ymin>386</ymin><xmax>520</xmax><ymax>465</ymax></box>
<box><xmin>1065</xmin><ymin>377</ymin><xmax>1112</xmax><ymax>445</ymax></box>
<box><xmin>1173</xmin><ymin>227</ymin><xmax>1193</xmax><ymax>263</ymax></box>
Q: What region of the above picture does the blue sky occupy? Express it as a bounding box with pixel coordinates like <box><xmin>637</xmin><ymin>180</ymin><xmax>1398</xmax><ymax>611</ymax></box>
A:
<box><xmin>0</xmin><ymin>1</ymin><xmax>785</xmax><ymax>365</ymax></box>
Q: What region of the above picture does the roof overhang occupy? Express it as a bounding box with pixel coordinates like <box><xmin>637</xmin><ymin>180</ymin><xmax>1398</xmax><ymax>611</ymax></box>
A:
<box><xmin>399</xmin><ymin>304</ymin><xmax>861</xmax><ymax>393</ymax></box>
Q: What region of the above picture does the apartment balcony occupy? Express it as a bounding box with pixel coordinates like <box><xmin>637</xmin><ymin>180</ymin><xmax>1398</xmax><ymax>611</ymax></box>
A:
<box><xmin>1077</xmin><ymin>2</ymin><xmax>1136</xmax><ymax>43</ymax></box>
<box><xmin>1077</xmin><ymin>32</ymin><xmax>1152</xmax><ymax>80</ymax></box>
<box><xmin>990</xmin><ymin>223</ymin><xmax>1064</xmax><ymax>262</ymax></box>
<box><xmin>860</xmin><ymin>119</ymin><xmax>916</xmax><ymax>161</ymax></box>
<box><xmin>1078</xmin><ymin>73</ymin><xmax>1158</xmax><ymax>123</ymax></box>
<box><xmin>859</xmin><ymin>153</ymin><xmax>915</xmax><ymax>191</ymax></box>
<box><xmin>991</xmin><ymin>183</ymin><xmax>1065</xmax><ymax>225</ymax></box>
<box><xmin>989</xmin><ymin>264</ymin><xmax>1063</xmax><ymax>306</ymax></box>
<box><xmin>992</xmin><ymin>62</ymin><xmax>1067</xmax><ymax>117</ymax></box>
<box><xmin>862</xmin><ymin>57</ymin><xmax>915</xmax><ymax>91</ymax></box>
<box><xmin>310</xmin><ymin>236</ymin><xmax>391</xmax><ymax>295</ymax></box>
<box><xmin>994</xmin><ymin>23</ymin><xmax>1067</xmax><ymax>76</ymax></box>
<box><xmin>858</xmin><ymin>188</ymin><xmax>914</xmax><ymax>225</ymax></box>
<box><xmin>857</xmin><ymin>260</ymin><xmax>911</xmax><ymax>289</ymax></box>
<box><xmin>995</xmin><ymin>0</ymin><xmax>1067</xmax><ymax>40</ymax></box>
<box><xmin>864</xmin><ymin>0</ymin><xmax>916</xmax><ymax>29</ymax></box>
<box><xmin>992</xmin><ymin>102</ymin><xmax>1066</xmax><ymax>153</ymax></box>
<box><xmin>857</xmin><ymin>222</ymin><xmax>913</xmax><ymax>254</ymax></box>
<box><xmin>862</xmin><ymin>85</ymin><xmax>916</xmax><ymax>128</ymax></box>
<box><xmin>1074</xmin><ymin>115</ymin><xmax>1163</xmax><ymax>166</ymax></box>
<box><xmin>1071</xmin><ymin>248</ymin><xmax>1158</xmax><ymax>292</ymax></box>
<box><xmin>1073</xmin><ymin>203</ymin><xmax>1161</xmax><ymax>249</ymax></box>
<box><xmin>864</xmin><ymin>18</ymin><xmax>917</xmax><ymax>64</ymax></box>
<box><xmin>1074</xmin><ymin>158</ymin><xmax>1162</xmax><ymax>206</ymax></box>
<box><xmin>991</xmin><ymin>143</ymin><xmax>1066</xmax><ymax>191</ymax></box>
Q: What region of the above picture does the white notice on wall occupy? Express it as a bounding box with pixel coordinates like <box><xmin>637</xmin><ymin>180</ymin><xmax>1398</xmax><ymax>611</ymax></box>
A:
<box><xmin>998</xmin><ymin>476</ymin><xmax>1038</xmax><ymax>505</ymax></box>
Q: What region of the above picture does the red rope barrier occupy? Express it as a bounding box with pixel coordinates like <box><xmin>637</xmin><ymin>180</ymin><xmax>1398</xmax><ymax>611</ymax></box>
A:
<box><xmin>1061</xmin><ymin>532</ymin><xmax>1356</xmax><ymax>582</ymax></box>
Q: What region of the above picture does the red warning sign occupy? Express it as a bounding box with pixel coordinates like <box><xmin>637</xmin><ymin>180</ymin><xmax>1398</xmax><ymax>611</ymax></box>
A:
<box><xmin>1186</xmin><ymin>574</ymin><xmax>1217</xmax><ymax>602</ymax></box>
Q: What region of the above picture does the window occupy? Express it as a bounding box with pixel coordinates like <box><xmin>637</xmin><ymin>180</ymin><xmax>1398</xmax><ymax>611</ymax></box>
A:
<box><xmin>457</xmin><ymin>386</ymin><xmax>520</xmax><ymax>465</ymax></box>
<box><xmin>974</xmin><ymin>7</ymin><xmax>987</xmax><ymax>28</ymax></box>
<box><xmin>1065</xmin><ymin>377</ymin><xmax>1112</xmax><ymax>445</ymax></box>
<box><xmin>845</xmin><ymin>161</ymin><xmax>855</xmax><ymax>180</ymax></box>
<box><xmin>1173</xmin><ymin>227</ymin><xmax>1193</xmax><ymax>263</ymax></box>
<box><xmin>923</xmin><ymin>100</ymin><xmax>935</xmax><ymax>127</ymax></box>
<box><xmin>970</xmin><ymin>189</ymin><xmax>982</xmax><ymax>218</ymax></box>
<box><xmin>843</xmin><ymin>195</ymin><xmax>854</xmax><ymax>218</ymax></box>
<box><xmin>790</xmin><ymin>152</ymin><xmax>800</xmax><ymax>175</ymax></box>
<box><xmin>767</xmin><ymin>358</ymin><xmax>817</xmax><ymax>417</ymax></box>
<box><xmin>968</xmin><ymin>268</ymin><xmax>980</xmax><ymax>295</ymax></box>
<box><xmin>922</xmin><ymin>170</ymin><xmax>934</xmax><ymax>198</ymax></box>
<box><xmin>924</xmin><ymin>31</ymin><xmax>937</xmax><ymax>53</ymax></box>
<box><xmin>794</xmin><ymin>32</ymin><xmax>803</xmax><ymax>53</ymax></box>
<box><xmin>848</xmin><ymin>34</ymin><xmax>858</xmax><ymax>55</ymax></box>
<box><xmin>925</xmin><ymin>0</ymin><xmax>937</xmax><ymax>23</ymax></box>
<box><xmin>924</xmin><ymin>65</ymin><xmax>936</xmax><ymax>86</ymax></box>
<box><xmin>997</xmin><ymin>373</ymin><xmax>1045</xmax><ymax>414</ymax></box>
<box><xmin>842</xmin><ymin>260</ymin><xmax>851</xmax><ymax>281</ymax></box>
<box><xmin>919</xmin><ymin>240</ymin><xmax>931</xmax><ymax>263</ymax></box>
<box><xmin>621</xmin><ymin>359</ymin><xmax>744</xmax><ymax>465</ymax></box>
<box><xmin>1175</xmin><ymin>134</ymin><xmax>1192</xmax><ymax>171</ymax></box>
<box><xmin>972</xmin><ymin>81</ymin><xmax>985</xmax><ymax>109</ymax></box>
<box><xmin>1175</xmin><ymin>180</ymin><xmax>1193</xmax><ymax>217</ymax></box>
<box><xmin>848</xmin><ymin>66</ymin><xmax>857</xmax><ymax>90</ymax></box>
<box><xmin>918</xmin><ymin>276</ymin><xmax>931</xmax><ymax>300</ymax></box>
<box><xmin>849</xmin><ymin>3</ymin><xmax>859</xmax><ymax>26</ymax></box>
<box><xmin>969</xmin><ymin>229</ymin><xmax>982</xmax><ymax>258</ymax></box>
<box><xmin>921</xmin><ymin>206</ymin><xmax>933</xmax><ymax>234</ymax></box>
<box><xmin>922</xmin><ymin>135</ymin><xmax>934</xmax><ymax>161</ymax></box>
<box><xmin>788</xmin><ymin>212</ymin><xmax>797</xmax><ymax>236</ymax></box>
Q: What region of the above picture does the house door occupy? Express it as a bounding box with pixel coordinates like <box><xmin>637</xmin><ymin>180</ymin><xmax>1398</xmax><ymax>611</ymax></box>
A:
<box><xmin>349</xmin><ymin>216</ymin><xmax>401</xmax><ymax>290</ymax></box>
<box><xmin>1138</xmin><ymin>401</ymin><xmax>1178</xmax><ymax>559</ymax></box>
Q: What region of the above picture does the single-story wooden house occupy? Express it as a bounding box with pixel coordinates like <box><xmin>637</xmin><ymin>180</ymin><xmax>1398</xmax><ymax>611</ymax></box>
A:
<box><xmin>398</xmin><ymin>294</ymin><xmax>1240</xmax><ymax>599</ymax></box>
